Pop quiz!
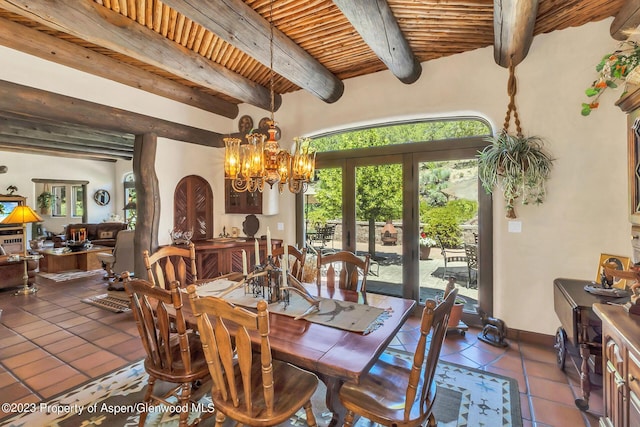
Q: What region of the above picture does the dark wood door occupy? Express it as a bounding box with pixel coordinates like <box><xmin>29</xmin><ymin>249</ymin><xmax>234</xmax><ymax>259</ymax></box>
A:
<box><xmin>174</xmin><ymin>175</ymin><xmax>213</xmax><ymax>241</ymax></box>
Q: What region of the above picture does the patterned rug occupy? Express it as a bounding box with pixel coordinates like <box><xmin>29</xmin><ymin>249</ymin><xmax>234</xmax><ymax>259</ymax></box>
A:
<box><xmin>81</xmin><ymin>294</ymin><xmax>131</xmax><ymax>313</ymax></box>
<box><xmin>38</xmin><ymin>269</ymin><xmax>104</xmax><ymax>283</ymax></box>
<box><xmin>0</xmin><ymin>348</ymin><xmax>521</xmax><ymax>427</ymax></box>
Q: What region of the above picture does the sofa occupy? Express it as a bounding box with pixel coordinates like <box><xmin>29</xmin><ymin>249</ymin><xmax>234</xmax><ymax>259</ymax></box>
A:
<box><xmin>0</xmin><ymin>255</ymin><xmax>37</xmax><ymax>291</ymax></box>
<box><xmin>54</xmin><ymin>222</ymin><xmax>128</xmax><ymax>248</ymax></box>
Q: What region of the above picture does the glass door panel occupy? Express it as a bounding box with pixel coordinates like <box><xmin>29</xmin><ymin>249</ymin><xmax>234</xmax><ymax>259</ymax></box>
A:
<box><xmin>355</xmin><ymin>163</ymin><xmax>403</xmax><ymax>297</ymax></box>
<box><xmin>418</xmin><ymin>159</ymin><xmax>478</xmax><ymax>312</ymax></box>
<box><xmin>304</xmin><ymin>167</ymin><xmax>343</xmax><ymax>256</ymax></box>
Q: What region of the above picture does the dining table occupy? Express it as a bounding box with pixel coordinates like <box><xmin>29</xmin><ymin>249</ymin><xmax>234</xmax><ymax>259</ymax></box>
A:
<box><xmin>184</xmin><ymin>277</ymin><xmax>417</xmax><ymax>427</ymax></box>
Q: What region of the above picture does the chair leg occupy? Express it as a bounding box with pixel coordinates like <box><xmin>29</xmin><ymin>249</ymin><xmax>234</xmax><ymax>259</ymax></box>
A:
<box><xmin>303</xmin><ymin>401</ymin><xmax>317</xmax><ymax>427</ymax></box>
<box><xmin>427</xmin><ymin>412</ymin><xmax>437</xmax><ymax>426</ymax></box>
<box><xmin>178</xmin><ymin>382</ymin><xmax>191</xmax><ymax>427</ymax></box>
<box><xmin>343</xmin><ymin>410</ymin><xmax>355</xmax><ymax>427</ymax></box>
<box><xmin>139</xmin><ymin>376</ymin><xmax>156</xmax><ymax>426</ymax></box>
<box><xmin>214</xmin><ymin>410</ymin><xmax>226</xmax><ymax>427</ymax></box>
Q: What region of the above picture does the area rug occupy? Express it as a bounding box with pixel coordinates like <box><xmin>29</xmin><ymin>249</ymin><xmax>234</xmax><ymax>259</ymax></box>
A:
<box><xmin>81</xmin><ymin>294</ymin><xmax>131</xmax><ymax>313</ymax></box>
<box><xmin>38</xmin><ymin>269</ymin><xmax>104</xmax><ymax>283</ymax></box>
<box><xmin>0</xmin><ymin>348</ymin><xmax>521</xmax><ymax>427</ymax></box>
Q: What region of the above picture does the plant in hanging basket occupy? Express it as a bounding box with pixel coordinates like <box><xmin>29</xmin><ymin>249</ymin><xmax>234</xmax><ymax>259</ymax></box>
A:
<box><xmin>582</xmin><ymin>40</ymin><xmax>640</xmax><ymax>116</ymax></box>
<box><xmin>478</xmin><ymin>132</ymin><xmax>554</xmax><ymax>218</ymax></box>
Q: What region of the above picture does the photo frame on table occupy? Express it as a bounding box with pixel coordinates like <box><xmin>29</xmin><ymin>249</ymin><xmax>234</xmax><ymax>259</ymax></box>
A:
<box><xmin>596</xmin><ymin>253</ymin><xmax>632</xmax><ymax>289</ymax></box>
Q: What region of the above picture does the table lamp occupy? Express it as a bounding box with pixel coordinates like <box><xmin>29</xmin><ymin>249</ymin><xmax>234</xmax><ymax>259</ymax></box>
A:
<box><xmin>1</xmin><ymin>204</ymin><xmax>43</xmax><ymax>295</ymax></box>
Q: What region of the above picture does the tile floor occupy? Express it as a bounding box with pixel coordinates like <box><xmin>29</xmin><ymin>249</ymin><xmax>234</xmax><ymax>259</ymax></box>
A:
<box><xmin>0</xmin><ymin>274</ymin><xmax>602</xmax><ymax>426</ymax></box>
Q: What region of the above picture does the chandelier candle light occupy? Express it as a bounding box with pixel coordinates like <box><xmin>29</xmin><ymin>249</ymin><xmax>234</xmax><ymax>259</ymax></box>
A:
<box><xmin>223</xmin><ymin>0</ymin><xmax>315</xmax><ymax>194</ymax></box>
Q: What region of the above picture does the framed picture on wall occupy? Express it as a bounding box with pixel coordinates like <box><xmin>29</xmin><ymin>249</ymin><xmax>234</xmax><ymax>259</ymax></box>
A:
<box><xmin>596</xmin><ymin>253</ymin><xmax>632</xmax><ymax>289</ymax></box>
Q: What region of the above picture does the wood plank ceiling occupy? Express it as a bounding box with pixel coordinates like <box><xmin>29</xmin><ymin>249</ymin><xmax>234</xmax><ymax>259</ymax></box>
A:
<box><xmin>0</xmin><ymin>0</ymin><xmax>633</xmax><ymax>161</ymax></box>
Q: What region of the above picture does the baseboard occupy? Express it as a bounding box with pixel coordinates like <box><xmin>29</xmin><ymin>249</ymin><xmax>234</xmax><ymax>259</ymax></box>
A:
<box><xmin>505</xmin><ymin>328</ymin><xmax>555</xmax><ymax>347</ymax></box>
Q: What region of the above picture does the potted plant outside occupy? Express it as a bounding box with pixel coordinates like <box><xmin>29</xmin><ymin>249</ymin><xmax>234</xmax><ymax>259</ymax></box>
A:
<box><xmin>37</xmin><ymin>191</ymin><xmax>54</xmax><ymax>215</ymax></box>
<box><xmin>478</xmin><ymin>132</ymin><xmax>554</xmax><ymax>219</ymax></box>
<box><xmin>419</xmin><ymin>232</ymin><xmax>436</xmax><ymax>260</ymax></box>
<box><xmin>582</xmin><ymin>40</ymin><xmax>640</xmax><ymax>116</ymax></box>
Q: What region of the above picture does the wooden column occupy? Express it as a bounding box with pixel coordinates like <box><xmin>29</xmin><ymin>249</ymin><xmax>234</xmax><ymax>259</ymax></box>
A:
<box><xmin>133</xmin><ymin>133</ymin><xmax>160</xmax><ymax>278</ymax></box>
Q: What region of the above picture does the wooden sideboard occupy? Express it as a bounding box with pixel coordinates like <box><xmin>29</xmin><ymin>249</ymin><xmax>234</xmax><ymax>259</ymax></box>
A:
<box><xmin>593</xmin><ymin>303</ymin><xmax>640</xmax><ymax>427</ymax></box>
<box><xmin>193</xmin><ymin>238</ymin><xmax>282</xmax><ymax>279</ymax></box>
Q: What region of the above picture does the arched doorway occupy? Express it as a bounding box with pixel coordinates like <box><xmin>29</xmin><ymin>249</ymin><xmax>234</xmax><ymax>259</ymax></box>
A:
<box><xmin>174</xmin><ymin>175</ymin><xmax>213</xmax><ymax>241</ymax></box>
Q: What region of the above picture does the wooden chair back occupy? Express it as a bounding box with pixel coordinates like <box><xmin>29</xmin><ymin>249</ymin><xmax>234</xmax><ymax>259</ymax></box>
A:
<box><xmin>317</xmin><ymin>250</ymin><xmax>370</xmax><ymax>292</ymax></box>
<box><xmin>186</xmin><ymin>286</ymin><xmax>319</xmax><ymax>426</ymax></box>
<box><xmin>339</xmin><ymin>288</ymin><xmax>458</xmax><ymax>427</ymax></box>
<box><xmin>272</xmin><ymin>244</ymin><xmax>307</xmax><ymax>281</ymax></box>
<box><xmin>144</xmin><ymin>243</ymin><xmax>197</xmax><ymax>289</ymax></box>
<box><xmin>125</xmin><ymin>278</ymin><xmax>212</xmax><ymax>426</ymax></box>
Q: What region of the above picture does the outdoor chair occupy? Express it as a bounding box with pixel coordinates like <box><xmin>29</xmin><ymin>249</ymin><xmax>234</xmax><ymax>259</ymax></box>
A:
<box><xmin>464</xmin><ymin>243</ymin><xmax>478</xmax><ymax>288</ymax></box>
<box><xmin>143</xmin><ymin>243</ymin><xmax>197</xmax><ymax>289</ymax></box>
<box><xmin>307</xmin><ymin>223</ymin><xmax>336</xmax><ymax>254</ymax></box>
<box><xmin>317</xmin><ymin>250</ymin><xmax>370</xmax><ymax>292</ymax></box>
<box><xmin>436</xmin><ymin>236</ymin><xmax>467</xmax><ymax>280</ymax></box>
<box><xmin>186</xmin><ymin>285</ymin><xmax>319</xmax><ymax>427</ymax></box>
<box><xmin>339</xmin><ymin>288</ymin><xmax>458</xmax><ymax>427</ymax></box>
<box><xmin>272</xmin><ymin>244</ymin><xmax>307</xmax><ymax>281</ymax></box>
<box><xmin>125</xmin><ymin>279</ymin><xmax>212</xmax><ymax>427</ymax></box>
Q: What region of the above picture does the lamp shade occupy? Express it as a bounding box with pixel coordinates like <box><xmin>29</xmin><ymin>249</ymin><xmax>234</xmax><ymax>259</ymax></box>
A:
<box><xmin>0</xmin><ymin>205</ymin><xmax>43</xmax><ymax>225</ymax></box>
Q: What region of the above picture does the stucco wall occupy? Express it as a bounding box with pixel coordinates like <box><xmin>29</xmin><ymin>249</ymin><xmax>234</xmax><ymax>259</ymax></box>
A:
<box><xmin>0</xmin><ymin>18</ymin><xmax>631</xmax><ymax>335</ymax></box>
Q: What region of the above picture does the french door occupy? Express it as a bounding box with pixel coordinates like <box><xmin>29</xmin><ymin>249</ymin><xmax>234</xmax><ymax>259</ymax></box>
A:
<box><xmin>300</xmin><ymin>142</ymin><xmax>492</xmax><ymax>318</ymax></box>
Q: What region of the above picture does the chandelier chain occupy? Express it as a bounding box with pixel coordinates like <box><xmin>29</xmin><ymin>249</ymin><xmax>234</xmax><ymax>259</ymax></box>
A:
<box><xmin>269</xmin><ymin>0</ymin><xmax>275</xmax><ymax>123</ymax></box>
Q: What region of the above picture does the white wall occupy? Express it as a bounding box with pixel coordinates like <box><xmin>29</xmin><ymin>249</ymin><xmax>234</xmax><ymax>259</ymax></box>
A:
<box><xmin>0</xmin><ymin>18</ymin><xmax>630</xmax><ymax>335</ymax></box>
<box><xmin>0</xmin><ymin>151</ymin><xmax>128</xmax><ymax>237</ymax></box>
<box><xmin>242</xmin><ymin>18</ymin><xmax>630</xmax><ymax>335</ymax></box>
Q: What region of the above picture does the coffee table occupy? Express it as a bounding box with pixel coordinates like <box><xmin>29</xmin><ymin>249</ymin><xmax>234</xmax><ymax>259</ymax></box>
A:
<box><xmin>37</xmin><ymin>246</ymin><xmax>112</xmax><ymax>273</ymax></box>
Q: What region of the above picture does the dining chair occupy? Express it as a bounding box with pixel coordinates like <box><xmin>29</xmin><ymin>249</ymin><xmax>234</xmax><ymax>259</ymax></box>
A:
<box><xmin>317</xmin><ymin>250</ymin><xmax>370</xmax><ymax>292</ymax></box>
<box><xmin>339</xmin><ymin>288</ymin><xmax>458</xmax><ymax>427</ymax></box>
<box><xmin>144</xmin><ymin>243</ymin><xmax>197</xmax><ymax>289</ymax></box>
<box><xmin>125</xmin><ymin>278</ymin><xmax>212</xmax><ymax>427</ymax></box>
<box><xmin>186</xmin><ymin>285</ymin><xmax>319</xmax><ymax>427</ymax></box>
<box><xmin>272</xmin><ymin>244</ymin><xmax>307</xmax><ymax>281</ymax></box>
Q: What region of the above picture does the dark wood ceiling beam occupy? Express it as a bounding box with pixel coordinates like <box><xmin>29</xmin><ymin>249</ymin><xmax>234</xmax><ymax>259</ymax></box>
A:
<box><xmin>611</xmin><ymin>0</ymin><xmax>640</xmax><ymax>40</ymax></box>
<box><xmin>0</xmin><ymin>135</ymin><xmax>132</xmax><ymax>159</ymax></box>
<box><xmin>0</xmin><ymin>142</ymin><xmax>121</xmax><ymax>162</ymax></box>
<box><xmin>493</xmin><ymin>0</ymin><xmax>539</xmax><ymax>67</ymax></box>
<box><xmin>0</xmin><ymin>114</ymin><xmax>134</xmax><ymax>147</ymax></box>
<box><xmin>0</xmin><ymin>18</ymin><xmax>238</xmax><ymax>118</ymax></box>
<box><xmin>0</xmin><ymin>0</ymin><xmax>276</xmax><ymax>111</ymax></box>
<box><xmin>160</xmin><ymin>0</ymin><xmax>344</xmax><ymax>103</ymax></box>
<box><xmin>332</xmin><ymin>0</ymin><xmax>421</xmax><ymax>84</ymax></box>
<box><xmin>0</xmin><ymin>79</ymin><xmax>223</xmax><ymax>147</ymax></box>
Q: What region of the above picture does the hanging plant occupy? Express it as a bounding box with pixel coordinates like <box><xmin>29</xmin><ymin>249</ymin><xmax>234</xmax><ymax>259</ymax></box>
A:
<box><xmin>478</xmin><ymin>63</ymin><xmax>554</xmax><ymax>218</ymax></box>
<box><xmin>581</xmin><ymin>40</ymin><xmax>640</xmax><ymax>116</ymax></box>
<box><xmin>37</xmin><ymin>191</ymin><xmax>54</xmax><ymax>214</ymax></box>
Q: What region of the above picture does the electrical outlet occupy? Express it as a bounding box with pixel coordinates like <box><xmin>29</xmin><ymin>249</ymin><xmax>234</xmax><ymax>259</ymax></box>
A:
<box><xmin>277</xmin><ymin>222</ymin><xmax>284</xmax><ymax>231</ymax></box>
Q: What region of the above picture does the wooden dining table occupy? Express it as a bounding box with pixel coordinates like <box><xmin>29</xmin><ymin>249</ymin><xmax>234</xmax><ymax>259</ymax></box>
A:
<box><xmin>183</xmin><ymin>279</ymin><xmax>416</xmax><ymax>427</ymax></box>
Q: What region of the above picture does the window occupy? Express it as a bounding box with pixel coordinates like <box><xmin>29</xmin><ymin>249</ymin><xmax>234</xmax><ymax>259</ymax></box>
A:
<box><xmin>72</xmin><ymin>185</ymin><xmax>84</xmax><ymax>217</ymax></box>
<box><xmin>51</xmin><ymin>185</ymin><xmax>66</xmax><ymax>217</ymax></box>
<box><xmin>124</xmin><ymin>173</ymin><xmax>136</xmax><ymax>228</ymax></box>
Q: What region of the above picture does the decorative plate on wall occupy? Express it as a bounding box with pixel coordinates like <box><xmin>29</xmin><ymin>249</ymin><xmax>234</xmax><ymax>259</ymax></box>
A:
<box><xmin>93</xmin><ymin>189</ymin><xmax>110</xmax><ymax>206</ymax></box>
<box><xmin>242</xmin><ymin>214</ymin><xmax>259</xmax><ymax>238</ymax></box>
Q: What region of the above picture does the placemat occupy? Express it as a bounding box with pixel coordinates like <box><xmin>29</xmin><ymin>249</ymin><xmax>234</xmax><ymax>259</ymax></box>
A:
<box><xmin>195</xmin><ymin>279</ymin><xmax>389</xmax><ymax>334</ymax></box>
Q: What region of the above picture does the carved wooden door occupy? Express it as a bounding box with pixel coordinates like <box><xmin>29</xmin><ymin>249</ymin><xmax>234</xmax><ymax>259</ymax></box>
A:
<box><xmin>174</xmin><ymin>175</ymin><xmax>213</xmax><ymax>241</ymax></box>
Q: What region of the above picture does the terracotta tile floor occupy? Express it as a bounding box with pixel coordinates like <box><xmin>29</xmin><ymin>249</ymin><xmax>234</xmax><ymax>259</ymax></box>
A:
<box><xmin>0</xmin><ymin>275</ymin><xmax>602</xmax><ymax>426</ymax></box>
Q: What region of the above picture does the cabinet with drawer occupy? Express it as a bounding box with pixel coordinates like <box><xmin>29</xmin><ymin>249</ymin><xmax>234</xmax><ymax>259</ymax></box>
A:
<box><xmin>594</xmin><ymin>303</ymin><xmax>640</xmax><ymax>427</ymax></box>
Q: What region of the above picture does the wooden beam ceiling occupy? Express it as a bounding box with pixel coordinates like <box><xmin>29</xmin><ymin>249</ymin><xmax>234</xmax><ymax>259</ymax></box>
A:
<box><xmin>0</xmin><ymin>0</ymin><xmax>277</xmax><ymax>111</ymax></box>
<box><xmin>333</xmin><ymin>0</ymin><xmax>421</xmax><ymax>84</ymax></box>
<box><xmin>161</xmin><ymin>0</ymin><xmax>344</xmax><ymax>103</ymax></box>
<box><xmin>0</xmin><ymin>18</ymin><xmax>238</xmax><ymax>118</ymax></box>
<box><xmin>0</xmin><ymin>79</ymin><xmax>222</xmax><ymax>149</ymax></box>
<box><xmin>493</xmin><ymin>0</ymin><xmax>539</xmax><ymax>68</ymax></box>
<box><xmin>611</xmin><ymin>0</ymin><xmax>640</xmax><ymax>40</ymax></box>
